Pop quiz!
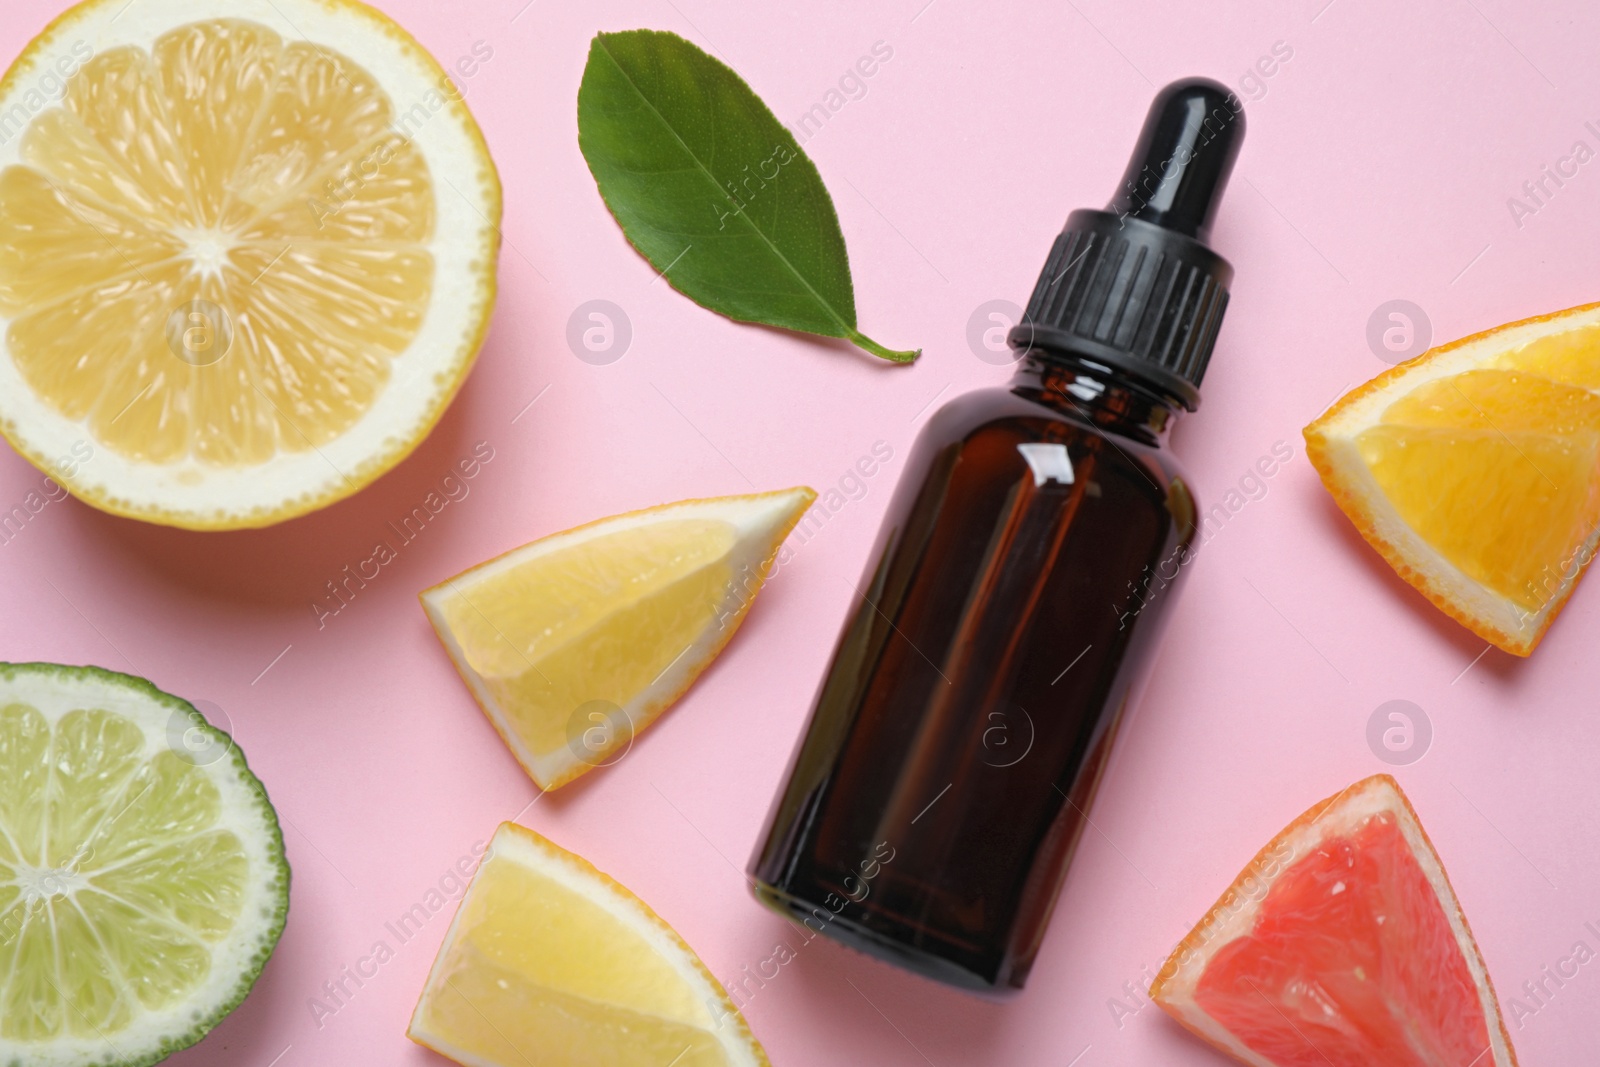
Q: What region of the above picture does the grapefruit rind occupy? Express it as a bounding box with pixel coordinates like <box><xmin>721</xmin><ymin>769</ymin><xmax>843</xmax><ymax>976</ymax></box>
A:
<box><xmin>1304</xmin><ymin>301</ymin><xmax>1600</xmax><ymax>656</ymax></box>
<box><xmin>406</xmin><ymin>821</ymin><xmax>769</xmax><ymax>1067</ymax></box>
<box><xmin>1149</xmin><ymin>774</ymin><xmax>1516</xmax><ymax>1067</ymax></box>
<box><xmin>419</xmin><ymin>487</ymin><xmax>816</xmax><ymax>791</ymax></box>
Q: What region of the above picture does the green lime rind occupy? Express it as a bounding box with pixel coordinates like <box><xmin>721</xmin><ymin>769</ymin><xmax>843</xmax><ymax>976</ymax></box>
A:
<box><xmin>0</xmin><ymin>662</ymin><xmax>290</xmax><ymax>1067</ymax></box>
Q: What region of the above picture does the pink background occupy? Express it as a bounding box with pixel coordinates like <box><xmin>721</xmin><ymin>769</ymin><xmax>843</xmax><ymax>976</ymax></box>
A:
<box><xmin>2</xmin><ymin>0</ymin><xmax>1598</xmax><ymax>1063</ymax></box>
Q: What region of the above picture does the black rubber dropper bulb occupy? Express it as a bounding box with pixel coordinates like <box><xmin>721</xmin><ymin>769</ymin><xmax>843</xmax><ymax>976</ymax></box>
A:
<box><xmin>1012</xmin><ymin>77</ymin><xmax>1245</xmax><ymax>409</ymax></box>
<box><xmin>1108</xmin><ymin>77</ymin><xmax>1244</xmax><ymax>240</ymax></box>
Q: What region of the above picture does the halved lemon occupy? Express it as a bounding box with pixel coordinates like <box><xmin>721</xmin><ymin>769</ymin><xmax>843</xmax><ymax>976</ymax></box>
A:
<box><xmin>0</xmin><ymin>0</ymin><xmax>500</xmax><ymax>529</ymax></box>
<box><xmin>421</xmin><ymin>487</ymin><xmax>815</xmax><ymax>790</ymax></box>
<box><xmin>0</xmin><ymin>662</ymin><xmax>289</xmax><ymax>1066</ymax></box>
<box><xmin>1151</xmin><ymin>775</ymin><xmax>1516</xmax><ymax>1067</ymax></box>
<box><xmin>1306</xmin><ymin>302</ymin><xmax>1600</xmax><ymax>654</ymax></box>
<box><xmin>410</xmin><ymin>822</ymin><xmax>767</xmax><ymax>1067</ymax></box>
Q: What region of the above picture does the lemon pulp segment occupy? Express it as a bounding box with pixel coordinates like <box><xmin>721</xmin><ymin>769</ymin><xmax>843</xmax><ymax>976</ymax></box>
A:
<box><xmin>0</xmin><ymin>18</ymin><xmax>435</xmax><ymax>467</ymax></box>
<box><xmin>423</xmin><ymin>856</ymin><xmax>729</xmax><ymax>1067</ymax></box>
<box><xmin>440</xmin><ymin>518</ymin><xmax>738</xmax><ymax>757</ymax></box>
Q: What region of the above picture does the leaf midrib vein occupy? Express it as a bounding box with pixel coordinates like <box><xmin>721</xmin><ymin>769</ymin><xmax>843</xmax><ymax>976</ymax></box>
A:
<box><xmin>592</xmin><ymin>37</ymin><xmax>853</xmax><ymax>337</ymax></box>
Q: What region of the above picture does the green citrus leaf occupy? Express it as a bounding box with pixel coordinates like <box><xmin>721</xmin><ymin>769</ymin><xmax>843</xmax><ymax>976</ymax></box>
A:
<box><xmin>577</xmin><ymin>29</ymin><xmax>918</xmax><ymax>363</ymax></box>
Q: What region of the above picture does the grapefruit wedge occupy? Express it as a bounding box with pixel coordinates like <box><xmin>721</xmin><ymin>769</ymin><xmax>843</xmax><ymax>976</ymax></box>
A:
<box><xmin>1151</xmin><ymin>775</ymin><xmax>1516</xmax><ymax>1067</ymax></box>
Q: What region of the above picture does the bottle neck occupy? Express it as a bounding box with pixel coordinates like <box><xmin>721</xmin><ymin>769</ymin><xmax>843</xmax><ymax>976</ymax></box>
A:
<box><xmin>1007</xmin><ymin>348</ymin><xmax>1182</xmax><ymax>447</ymax></box>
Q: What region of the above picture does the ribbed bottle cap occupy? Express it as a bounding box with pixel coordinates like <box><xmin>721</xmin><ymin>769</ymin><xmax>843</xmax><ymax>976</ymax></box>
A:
<box><xmin>1009</xmin><ymin>78</ymin><xmax>1245</xmax><ymax>410</ymax></box>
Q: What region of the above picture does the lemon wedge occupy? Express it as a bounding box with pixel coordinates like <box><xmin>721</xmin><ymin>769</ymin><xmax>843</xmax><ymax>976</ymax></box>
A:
<box><xmin>409</xmin><ymin>822</ymin><xmax>767</xmax><ymax>1067</ymax></box>
<box><xmin>420</xmin><ymin>488</ymin><xmax>814</xmax><ymax>790</ymax></box>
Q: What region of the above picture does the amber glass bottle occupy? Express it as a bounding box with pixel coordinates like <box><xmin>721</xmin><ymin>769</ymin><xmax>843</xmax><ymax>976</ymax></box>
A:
<box><xmin>749</xmin><ymin>78</ymin><xmax>1246</xmax><ymax>992</ymax></box>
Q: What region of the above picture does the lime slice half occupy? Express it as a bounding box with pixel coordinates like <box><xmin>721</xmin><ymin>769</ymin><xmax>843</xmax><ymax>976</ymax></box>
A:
<box><xmin>0</xmin><ymin>663</ymin><xmax>289</xmax><ymax>1065</ymax></box>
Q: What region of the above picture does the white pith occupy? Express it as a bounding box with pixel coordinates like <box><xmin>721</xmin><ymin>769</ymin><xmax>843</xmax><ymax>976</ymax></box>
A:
<box><xmin>1155</xmin><ymin>777</ymin><xmax>1514</xmax><ymax>1067</ymax></box>
<box><xmin>0</xmin><ymin>665</ymin><xmax>287</xmax><ymax>1067</ymax></box>
<box><xmin>420</xmin><ymin>489</ymin><xmax>812</xmax><ymax>790</ymax></box>
<box><xmin>1312</xmin><ymin>304</ymin><xmax>1600</xmax><ymax>647</ymax></box>
<box><xmin>0</xmin><ymin>0</ymin><xmax>499</xmax><ymax>528</ymax></box>
<box><xmin>407</xmin><ymin>822</ymin><xmax>765</xmax><ymax>1067</ymax></box>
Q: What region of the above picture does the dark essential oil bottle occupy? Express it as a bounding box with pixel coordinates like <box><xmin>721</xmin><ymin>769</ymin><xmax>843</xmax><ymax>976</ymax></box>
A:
<box><xmin>748</xmin><ymin>79</ymin><xmax>1246</xmax><ymax>993</ymax></box>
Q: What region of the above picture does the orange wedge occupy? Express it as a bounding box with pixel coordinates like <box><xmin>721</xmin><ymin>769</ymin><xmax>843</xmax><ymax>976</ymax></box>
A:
<box><xmin>1305</xmin><ymin>302</ymin><xmax>1600</xmax><ymax>654</ymax></box>
<box><xmin>1151</xmin><ymin>775</ymin><xmax>1516</xmax><ymax>1067</ymax></box>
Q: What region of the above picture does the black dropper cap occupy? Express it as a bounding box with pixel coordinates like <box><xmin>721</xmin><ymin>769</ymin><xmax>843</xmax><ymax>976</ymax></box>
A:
<box><xmin>1009</xmin><ymin>78</ymin><xmax>1245</xmax><ymax>410</ymax></box>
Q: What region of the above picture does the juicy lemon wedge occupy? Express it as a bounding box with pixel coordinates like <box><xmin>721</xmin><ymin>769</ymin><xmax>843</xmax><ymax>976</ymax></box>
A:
<box><xmin>1307</xmin><ymin>301</ymin><xmax>1600</xmax><ymax>654</ymax></box>
<box><xmin>421</xmin><ymin>488</ymin><xmax>815</xmax><ymax>790</ymax></box>
<box><xmin>409</xmin><ymin>822</ymin><xmax>768</xmax><ymax>1067</ymax></box>
<box><xmin>0</xmin><ymin>0</ymin><xmax>499</xmax><ymax>528</ymax></box>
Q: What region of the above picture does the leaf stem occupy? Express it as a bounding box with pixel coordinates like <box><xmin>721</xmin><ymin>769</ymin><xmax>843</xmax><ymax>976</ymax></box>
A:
<box><xmin>848</xmin><ymin>330</ymin><xmax>920</xmax><ymax>364</ymax></box>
